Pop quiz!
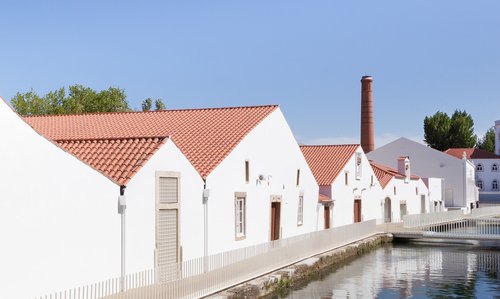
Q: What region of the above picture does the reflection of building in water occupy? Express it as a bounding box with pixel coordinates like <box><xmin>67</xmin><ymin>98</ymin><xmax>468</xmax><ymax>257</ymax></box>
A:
<box><xmin>286</xmin><ymin>245</ymin><xmax>500</xmax><ymax>299</ymax></box>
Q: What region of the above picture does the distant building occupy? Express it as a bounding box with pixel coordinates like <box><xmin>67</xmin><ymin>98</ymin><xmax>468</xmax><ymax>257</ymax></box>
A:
<box><xmin>370</xmin><ymin>158</ymin><xmax>431</xmax><ymax>223</ymax></box>
<box><xmin>367</xmin><ymin>138</ymin><xmax>478</xmax><ymax>211</ymax></box>
<box><xmin>444</xmin><ymin>148</ymin><xmax>500</xmax><ymax>204</ymax></box>
<box><xmin>300</xmin><ymin>144</ymin><xmax>383</xmax><ymax>227</ymax></box>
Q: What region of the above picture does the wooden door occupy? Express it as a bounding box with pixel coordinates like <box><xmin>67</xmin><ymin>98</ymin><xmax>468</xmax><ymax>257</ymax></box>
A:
<box><xmin>324</xmin><ymin>206</ymin><xmax>330</xmax><ymax>229</ymax></box>
<box><xmin>354</xmin><ymin>199</ymin><xmax>362</xmax><ymax>223</ymax></box>
<box><xmin>270</xmin><ymin>202</ymin><xmax>281</xmax><ymax>241</ymax></box>
<box><xmin>384</xmin><ymin>198</ymin><xmax>391</xmax><ymax>223</ymax></box>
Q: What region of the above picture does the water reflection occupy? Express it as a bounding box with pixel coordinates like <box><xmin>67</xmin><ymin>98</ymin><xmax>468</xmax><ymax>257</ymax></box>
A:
<box><xmin>285</xmin><ymin>243</ymin><xmax>500</xmax><ymax>298</ymax></box>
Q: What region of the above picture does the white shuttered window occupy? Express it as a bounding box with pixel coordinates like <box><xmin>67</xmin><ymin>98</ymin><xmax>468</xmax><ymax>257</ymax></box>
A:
<box><xmin>156</xmin><ymin>172</ymin><xmax>181</xmax><ymax>276</ymax></box>
<box><xmin>235</xmin><ymin>193</ymin><xmax>246</xmax><ymax>240</ymax></box>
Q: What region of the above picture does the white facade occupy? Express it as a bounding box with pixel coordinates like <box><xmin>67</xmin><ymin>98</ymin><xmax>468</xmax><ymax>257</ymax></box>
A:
<box><xmin>0</xmin><ymin>99</ymin><xmax>121</xmax><ymax>299</ymax></box>
<box><xmin>204</xmin><ymin>109</ymin><xmax>318</xmax><ymax>254</ymax></box>
<box><xmin>380</xmin><ymin>177</ymin><xmax>430</xmax><ymax>222</ymax></box>
<box><xmin>422</xmin><ymin>178</ymin><xmax>445</xmax><ymax>212</ymax></box>
<box><xmin>318</xmin><ymin>147</ymin><xmax>383</xmax><ymax>228</ymax></box>
<box><xmin>367</xmin><ymin>138</ymin><xmax>477</xmax><ymax>212</ymax></box>
<box><xmin>471</xmin><ymin>158</ymin><xmax>500</xmax><ymax>192</ymax></box>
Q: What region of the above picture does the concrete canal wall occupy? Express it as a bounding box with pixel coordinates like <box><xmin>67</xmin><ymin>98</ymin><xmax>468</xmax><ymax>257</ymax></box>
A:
<box><xmin>208</xmin><ymin>233</ymin><xmax>393</xmax><ymax>299</ymax></box>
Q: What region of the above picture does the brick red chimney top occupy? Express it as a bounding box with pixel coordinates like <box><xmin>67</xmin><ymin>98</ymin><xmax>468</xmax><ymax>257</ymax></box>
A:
<box><xmin>360</xmin><ymin>76</ymin><xmax>374</xmax><ymax>153</ymax></box>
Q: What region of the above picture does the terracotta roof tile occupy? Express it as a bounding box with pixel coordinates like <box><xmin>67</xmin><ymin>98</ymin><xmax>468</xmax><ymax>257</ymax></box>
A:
<box><xmin>370</xmin><ymin>161</ymin><xmax>419</xmax><ymax>189</ymax></box>
<box><xmin>300</xmin><ymin>144</ymin><xmax>359</xmax><ymax>186</ymax></box>
<box><xmin>24</xmin><ymin>105</ymin><xmax>278</xmax><ymax>184</ymax></box>
<box><xmin>56</xmin><ymin>137</ymin><xmax>166</xmax><ymax>185</ymax></box>
<box><xmin>444</xmin><ymin>148</ymin><xmax>500</xmax><ymax>160</ymax></box>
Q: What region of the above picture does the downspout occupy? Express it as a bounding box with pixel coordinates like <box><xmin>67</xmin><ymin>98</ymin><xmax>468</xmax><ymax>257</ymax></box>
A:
<box><xmin>118</xmin><ymin>186</ymin><xmax>127</xmax><ymax>291</ymax></box>
<box><xmin>202</xmin><ymin>181</ymin><xmax>210</xmax><ymax>272</ymax></box>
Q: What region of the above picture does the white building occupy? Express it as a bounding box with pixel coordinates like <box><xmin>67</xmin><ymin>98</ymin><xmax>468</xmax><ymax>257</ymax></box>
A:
<box><xmin>370</xmin><ymin>158</ymin><xmax>431</xmax><ymax>222</ymax></box>
<box><xmin>367</xmin><ymin>138</ymin><xmax>478</xmax><ymax>212</ymax></box>
<box><xmin>300</xmin><ymin>144</ymin><xmax>383</xmax><ymax>228</ymax></box>
<box><xmin>24</xmin><ymin>105</ymin><xmax>319</xmax><ymax>289</ymax></box>
<box><xmin>445</xmin><ymin>148</ymin><xmax>500</xmax><ymax>204</ymax></box>
<box><xmin>0</xmin><ymin>98</ymin><xmax>120</xmax><ymax>299</ymax></box>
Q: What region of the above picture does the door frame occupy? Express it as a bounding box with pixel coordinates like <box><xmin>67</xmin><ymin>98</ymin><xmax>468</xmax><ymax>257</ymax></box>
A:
<box><xmin>269</xmin><ymin>195</ymin><xmax>282</xmax><ymax>241</ymax></box>
<box><xmin>354</xmin><ymin>198</ymin><xmax>362</xmax><ymax>223</ymax></box>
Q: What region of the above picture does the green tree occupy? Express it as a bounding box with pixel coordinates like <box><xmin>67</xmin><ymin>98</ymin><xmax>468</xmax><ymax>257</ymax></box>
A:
<box><xmin>11</xmin><ymin>85</ymin><xmax>130</xmax><ymax>115</ymax></box>
<box><xmin>424</xmin><ymin>111</ymin><xmax>451</xmax><ymax>151</ymax></box>
<box><xmin>154</xmin><ymin>98</ymin><xmax>166</xmax><ymax>111</ymax></box>
<box><xmin>423</xmin><ymin>110</ymin><xmax>476</xmax><ymax>151</ymax></box>
<box><xmin>141</xmin><ymin>98</ymin><xmax>153</xmax><ymax>111</ymax></box>
<box><xmin>476</xmin><ymin>128</ymin><xmax>495</xmax><ymax>153</ymax></box>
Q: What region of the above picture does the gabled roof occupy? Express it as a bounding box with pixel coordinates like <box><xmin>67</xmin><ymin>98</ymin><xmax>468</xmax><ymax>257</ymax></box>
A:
<box><xmin>444</xmin><ymin>148</ymin><xmax>500</xmax><ymax>160</ymax></box>
<box><xmin>300</xmin><ymin>144</ymin><xmax>359</xmax><ymax>186</ymax></box>
<box><xmin>24</xmin><ymin>105</ymin><xmax>278</xmax><ymax>185</ymax></box>
<box><xmin>370</xmin><ymin>161</ymin><xmax>419</xmax><ymax>189</ymax></box>
<box><xmin>58</xmin><ymin>137</ymin><xmax>167</xmax><ymax>185</ymax></box>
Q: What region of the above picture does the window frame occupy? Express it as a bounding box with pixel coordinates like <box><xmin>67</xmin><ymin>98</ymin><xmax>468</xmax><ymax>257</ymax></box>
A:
<box><xmin>477</xmin><ymin>180</ymin><xmax>483</xmax><ymax>190</ymax></box>
<box><xmin>297</xmin><ymin>193</ymin><xmax>304</xmax><ymax>226</ymax></box>
<box><xmin>492</xmin><ymin>163</ymin><xmax>499</xmax><ymax>172</ymax></box>
<box><xmin>493</xmin><ymin>180</ymin><xmax>499</xmax><ymax>191</ymax></box>
<box><xmin>234</xmin><ymin>192</ymin><xmax>247</xmax><ymax>240</ymax></box>
<box><xmin>476</xmin><ymin>163</ymin><xmax>484</xmax><ymax>172</ymax></box>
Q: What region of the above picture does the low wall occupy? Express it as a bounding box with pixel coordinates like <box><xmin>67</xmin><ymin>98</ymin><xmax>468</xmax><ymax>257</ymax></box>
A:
<box><xmin>209</xmin><ymin>233</ymin><xmax>393</xmax><ymax>299</ymax></box>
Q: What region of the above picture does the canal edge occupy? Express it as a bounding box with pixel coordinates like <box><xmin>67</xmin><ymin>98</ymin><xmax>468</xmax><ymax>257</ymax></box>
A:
<box><xmin>206</xmin><ymin>233</ymin><xmax>394</xmax><ymax>299</ymax></box>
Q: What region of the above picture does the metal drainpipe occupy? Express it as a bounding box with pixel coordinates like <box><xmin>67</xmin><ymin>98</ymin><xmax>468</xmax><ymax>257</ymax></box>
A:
<box><xmin>203</xmin><ymin>183</ymin><xmax>209</xmax><ymax>272</ymax></box>
<box><xmin>118</xmin><ymin>186</ymin><xmax>127</xmax><ymax>291</ymax></box>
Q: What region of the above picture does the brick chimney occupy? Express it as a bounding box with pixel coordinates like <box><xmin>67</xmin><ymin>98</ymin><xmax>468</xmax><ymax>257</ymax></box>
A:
<box><xmin>360</xmin><ymin>76</ymin><xmax>374</xmax><ymax>153</ymax></box>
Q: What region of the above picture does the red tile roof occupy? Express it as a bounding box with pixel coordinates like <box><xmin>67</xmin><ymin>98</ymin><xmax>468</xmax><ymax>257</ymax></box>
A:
<box><xmin>58</xmin><ymin>137</ymin><xmax>166</xmax><ymax>185</ymax></box>
<box><xmin>370</xmin><ymin>161</ymin><xmax>419</xmax><ymax>189</ymax></box>
<box><xmin>300</xmin><ymin>144</ymin><xmax>359</xmax><ymax>186</ymax></box>
<box><xmin>24</xmin><ymin>105</ymin><xmax>278</xmax><ymax>185</ymax></box>
<box><xmin>444</xmin><ymin>148</ymin><xmax>500</xmax><ymax>160</ymax></box>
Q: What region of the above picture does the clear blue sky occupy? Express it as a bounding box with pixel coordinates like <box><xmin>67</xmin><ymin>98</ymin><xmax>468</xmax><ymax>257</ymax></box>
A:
<box><xmin>1</xmin><ymin>1</ymin><xmax>499</xmax><ymax>146</ymax></box>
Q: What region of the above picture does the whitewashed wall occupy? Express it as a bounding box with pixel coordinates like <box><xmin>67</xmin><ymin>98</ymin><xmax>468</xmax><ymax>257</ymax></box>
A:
<box><xmin>125</xmin><ymin>139</ymin><xmax>205</xmax><ymax>273</ymax></box>
<box><xmin>473</xmin><ymin>158</ymin><xmax>500</xmax><ymax>192</ymax></box>
<box><xmin>422</xmin><ymin>177</ymin><xmax>445</xmax><ymax>212</ymax></box>
<box><xmin>0</xmin><ymin>99</ymin><xmax>120</xmax><ymax>299</ymax></box>
<box><xmin>322</xmin><ymin>147</ymin><xmax>383</xmax><ymax>228</ymax></box>
<box><xmin>205</xmin><ymin>108</ymin><xmax>319</xmax><ymax>254</ymax></box>
<box><xmin>381</xmin><ymin>178</ymin><xmax>429</xmax><ymax>222</ymax></box>
<box><xmin>367</xmin><ymin>138</ymin><xmax>476</xmax><ymax>211</ymax></box>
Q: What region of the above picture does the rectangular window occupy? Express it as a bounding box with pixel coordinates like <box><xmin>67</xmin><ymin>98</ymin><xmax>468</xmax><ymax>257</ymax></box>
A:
<box><xmin>371</xmin><ymin>175</ymin><xmax>374</xmax><ymax>186</ymax></box>
<box><xmin>345</xmin><ymin>172</ymin><xmax>349</xmax><ymax>186</ymax></box>
<box><xmin>235</xmin><ymin>193</ymin><xmax>246</xmax><ymax>240</ymax></box>
<box><xmin>245</xmin><ymin>160</ymin><xmax>249</xmax><ymax>183</ymax></box>
<box><xmin>297</xmin><ymin>194</ymin><xmax>304</xmax><ymax>226</ymax></box>
<box><xmin>355</xmin><ymin>152</ymin><xmax>362</xmax><ymax>180</ymax></box>
<box><xmin>296</xmin><ymin>169</ymin><xmax>300</xmax><ymax>187</ymax></box>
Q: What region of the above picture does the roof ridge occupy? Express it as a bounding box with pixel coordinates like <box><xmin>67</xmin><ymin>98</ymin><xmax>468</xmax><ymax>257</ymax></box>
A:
<box><xmin>24</xmin><ymin>104</ymin><xmax>280</xmax><ymax>118</ymax></box>
<box><xmin>55</xmin><ymin>136</ymin><xmax>169</xmax><ymax>142</ymax></box>
<box><xmin>300</xmin><ymin>144</ymin><xmax>360</xmax><ymax>147</ymax></box>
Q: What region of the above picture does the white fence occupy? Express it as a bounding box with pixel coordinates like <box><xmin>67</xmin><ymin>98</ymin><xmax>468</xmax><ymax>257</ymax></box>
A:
<box><xmin>37</xmin><ymin>220</ymin><xmax>378</xmax><ymax>299</ymax></box>
<box><xmin>402</xmin><ymin>209</ymin><xmax>465</xmax><ymax>228</ymax></box>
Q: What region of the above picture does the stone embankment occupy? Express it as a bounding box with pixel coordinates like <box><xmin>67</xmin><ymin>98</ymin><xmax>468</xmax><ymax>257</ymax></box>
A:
<box><xmin>208</xmin><ymin>234</ymin><xmax>393</xmax><ymax>299</ymax></box>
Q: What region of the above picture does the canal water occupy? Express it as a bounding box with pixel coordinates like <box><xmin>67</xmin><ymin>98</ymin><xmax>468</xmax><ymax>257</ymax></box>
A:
<box><xmin>284</xmin><ymin>242</ymin><xmax>500</xmax><ymax>298</ymax></box>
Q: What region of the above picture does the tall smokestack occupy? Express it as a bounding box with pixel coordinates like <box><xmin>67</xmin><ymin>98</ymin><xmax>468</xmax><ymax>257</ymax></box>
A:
<box><xmin>360</xmin><ymin>76</ymin><xmax>374</xmax><ymax>153</ymax></box>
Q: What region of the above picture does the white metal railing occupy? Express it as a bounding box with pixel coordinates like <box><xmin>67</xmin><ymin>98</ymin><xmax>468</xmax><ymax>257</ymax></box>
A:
<box><xmin>471</xmin><ymin>206</ymin><xmax>500</xmax><ymax>218</ymax></box>
<box><xmin>402</xmin><ymin>209</ymin><xmax>465</xmax><ymax>228</ymax></box>
<box><xmin>37</xmin><ymin>220</ymin><xmax>378</xmax><ymax>299</ymax></box>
